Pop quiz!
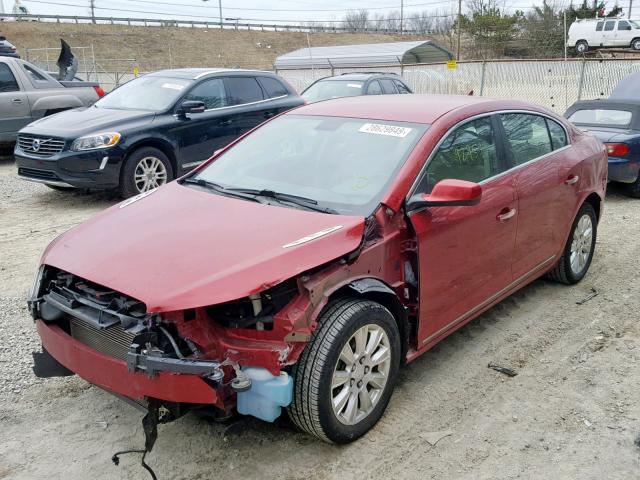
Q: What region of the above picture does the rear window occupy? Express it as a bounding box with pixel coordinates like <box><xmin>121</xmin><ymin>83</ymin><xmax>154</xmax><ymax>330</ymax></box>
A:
<box><xmin>568</xmin><ymin>109</ymin><xmax>632</xmax><ymax>127</ymax></box>
<box><xmin>226</xmin><ymin>77</ymin><xmax>264</xmax><ymax>105</ymax></box>
<box><xmin>394</xmin><ymin>80</ymin><xmax>411</xmax><ymax>94</ymax></box>
<box><xmin>257</xmin><ymin>77</ymin><xmax>288</xmax><ymax>98</ymax></box>
<box><xmin>379</xmin><ymin>79</ymin><xmax>397</xmax><ymax>94</ymax></box>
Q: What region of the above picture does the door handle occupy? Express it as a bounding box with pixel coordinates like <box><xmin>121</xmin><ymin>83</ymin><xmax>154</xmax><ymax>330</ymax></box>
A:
<box><xmin>218</xmin><ymin>119</ymin><xmax>232</xmax><ymax>126</ymax></box>
<box><xmin>12</xmin><ymin>98</ymin><xmax>23</xmax><ymax>104</ymax></box>
<box><xmin>565</xmin><ymin>175</ymin><xmax>579</xmax><ymax>185</ymax></box>
<box><xmin>496</xmin><ymin>207</ymin><xmax>516</xmax><ymax>222</ymax></box>
<box><xmin>263</xmin><ymin>111</ymin><xmax>275</xmax><ymax>119</ymax></box>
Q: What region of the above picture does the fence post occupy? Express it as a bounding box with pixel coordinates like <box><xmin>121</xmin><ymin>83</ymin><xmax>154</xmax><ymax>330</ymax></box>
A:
<box><xmin>577</xmin><ymin>59</ymin><xmax>586</xmax><ymax>101</ymax></box>
<box><xmin>479</xmin><ymin>60</ymin><xmax>487</xmax><ymax>95</ymax></box>
<box><xmin>328</xmin><ymin>59</ymin><xmax>334</xmax><ymax>76</ymax></box>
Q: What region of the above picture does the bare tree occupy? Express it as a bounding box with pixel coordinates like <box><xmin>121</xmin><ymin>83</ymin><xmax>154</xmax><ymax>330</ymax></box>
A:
<box><xmin>408</xmin><ymin>11</ymin><xmax>434</xmax><ymax>33</ymax></box>
<box><xmin>343</xmin><ymin>9</ymin><xmax>370</xmax><ymax>31</ymax></box>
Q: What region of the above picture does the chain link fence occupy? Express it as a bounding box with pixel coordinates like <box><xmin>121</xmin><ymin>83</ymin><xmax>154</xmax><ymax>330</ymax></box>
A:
<box><xmin>278</xmin><ymin>58</ymin><xmax>640</xmax><ymax>113</ymax></box>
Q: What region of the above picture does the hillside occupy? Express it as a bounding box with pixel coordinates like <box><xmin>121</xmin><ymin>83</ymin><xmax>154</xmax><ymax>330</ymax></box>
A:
<box><xmin>0</xmin><ymin>21</ymin><xmax>425</xmax><ymax>72</ymax></box>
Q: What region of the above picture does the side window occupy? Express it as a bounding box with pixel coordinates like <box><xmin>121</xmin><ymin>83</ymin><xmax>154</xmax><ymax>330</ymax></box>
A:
<box><xmin>501</xmin><ymin>113</ymin><xmax>552</xmax><ymax>166</ymax></box>
<box><xmin>0</xmin><ymin>63</ymin><xmax>19</xmax><ymax>92</ymax></box>
<box><xmin>183</xmin><ymin>78</ymin><xmax>227</xmax><ymax>109</ymax></box>
<box><xmin>366</xmin><ymin>80</ymin><xmax>383</xmax><ymax>95</ymax></box>
<box><xmin>394</xmin><ymin>80</ymin><xmax>411</xmax><ymax>94</ymax></box>
<box><xmin>417</xmin><ymin>116</ymin><xmax>499</xmax><ymax>193</ymax></box>
<box><xmin>257</xmin><ymin>77</ymin><xmax>288</xmax><ymax>98</ymax></box>
<box><xmin>604</xmin><ymin>21</ymin><xmax>615</xmax><ymax>31</ymax></box>
<box><xmin>546</xmin><ymin>118</ymin><xmax>568</xmax><ymax>150</ymax></box>
<box><xmin>23</xmin><ymin>64</ymin><xmax>47</xmax><ymax>81</ymax></box>
<box><xmin>379</xmin><ymin>79</ymin><xmax>397</xmax><ymax>94</ymax></box>
<box><xmin>596</xmin><ymin>21</ymin><xmax>604</xmax><ymax>31</ymax></box>
<box><xmin>618</xmin><ymin>20</ymin><xmax>630</xmax><ymax>30</ymax></box>
<box><xmin>225</xmin><ymin>77</ymin><xmax>264</xmax><ymax>105</ymax></box>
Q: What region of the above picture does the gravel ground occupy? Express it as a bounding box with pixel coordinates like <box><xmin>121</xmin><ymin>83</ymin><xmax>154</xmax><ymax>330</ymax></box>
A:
<box><xmin>1</xmin><ymin>156</ymin><xmax>639</xmax><ymax>479</ymax></box>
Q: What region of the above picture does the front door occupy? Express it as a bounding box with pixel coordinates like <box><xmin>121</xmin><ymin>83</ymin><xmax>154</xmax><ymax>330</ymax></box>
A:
<box><xmin>0</xmin><ymin>62</ymin><xmax>30</xmax><ymax>138</ymax></box>
<box><xmin>409</xmin><ymin>115</ymin><xmax>518</xmax><ymax>347</ymax></box>
<box><xmin>173</xmin><ymin>77</ymin><xmax>236</xmax><ymax>171</ymax></box>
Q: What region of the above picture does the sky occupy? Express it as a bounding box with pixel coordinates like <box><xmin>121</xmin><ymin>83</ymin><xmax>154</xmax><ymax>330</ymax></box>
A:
<box><xmin>0</xmin><ymin>0</ymin><xmax>634</xmax><ymax>23</ymax></box>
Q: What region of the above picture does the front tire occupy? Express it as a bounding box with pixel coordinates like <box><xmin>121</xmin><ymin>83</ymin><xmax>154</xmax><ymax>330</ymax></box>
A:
<box><xmin>288</xmin><ymin>298</ymin><xmax>401</xmax><ymax>443</ymax></box>
<box><xmin>547</xmin><ymin>203</ymin><xmax>597</xmax><ymax>284</ymax></box>
<box><xmin>119</xmin><ymin>147</ymin><xmax>173</xmax><ymax>198</ymax></box>
<box><xmin>575</xmin><ymin>40</ymin><xmax>589</xmax><ymax>54</ymax></box>
<box><xmin>632</xmin><ymin>38</ymin><xmax>640</xmax><ymax>51</ymax></box>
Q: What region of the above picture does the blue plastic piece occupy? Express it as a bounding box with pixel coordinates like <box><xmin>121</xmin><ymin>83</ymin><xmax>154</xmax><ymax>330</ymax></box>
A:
<box><xmin>236</xmin><ymin>367</ymin><xmax>293</xmax><ymax>422</ymax></box>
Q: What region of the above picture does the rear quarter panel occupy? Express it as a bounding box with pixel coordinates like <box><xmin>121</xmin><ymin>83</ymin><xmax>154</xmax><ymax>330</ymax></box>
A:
<box><xmin>571</xmin><ymin>127</ymin><xmax>608</xmax><ymax>219</ymax></box>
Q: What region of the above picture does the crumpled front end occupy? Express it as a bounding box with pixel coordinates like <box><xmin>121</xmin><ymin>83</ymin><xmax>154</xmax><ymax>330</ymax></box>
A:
<box><xmin>30</xmin><ymin>266</ymin><xmax>306</xmax><ymax>419</ymax></box>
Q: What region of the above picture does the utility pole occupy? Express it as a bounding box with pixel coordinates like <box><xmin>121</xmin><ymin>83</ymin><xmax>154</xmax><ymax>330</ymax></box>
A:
<box><xmin>456</xmin><ymin>0</ymin><xmax>462</xmax><ymax>60</ymax></box>
<box><xmin>90</xmin><ymin>0</ymin><xmax>95</xmax><ymax>23</ymax></box>
<box><xmin>219</xmin><ymin>0</ymin><xmax>223</xmax><ymax>29</ymax></box>
<box><xmin>400</xmin><ymin>0</ymin><xmax>404</xmax><ymax>34</ymax></box>
<box><xmin>629</xmin><ymin>0</ymin><xmax>633</xmax><ymax>19</ymax></box>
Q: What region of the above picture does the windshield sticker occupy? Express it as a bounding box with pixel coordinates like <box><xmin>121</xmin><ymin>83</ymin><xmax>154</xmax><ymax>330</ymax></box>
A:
<box><xmin>283</xmin><ymin>225</ymin><xmax>343</xmax><ymax>248</ymax></box>
<box><xmin>358</xmin><ymin>123</ymin><xmax>412</xmax><ymax>138</ymax></box>
<box><xmin>161</xmin><ymin>83</ymin><xmax>185</xmax><ymax>91</ymax></box>
<box><xmin>347</xmin><ymin>83</ymin><xmax>363</xmax><ymax>88</ymax></box>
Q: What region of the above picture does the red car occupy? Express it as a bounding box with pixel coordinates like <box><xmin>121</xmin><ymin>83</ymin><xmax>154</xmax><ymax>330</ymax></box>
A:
<box><xmin>29</xmin><ymin>95</ymin><xmax>607</xmax><ymax>444</ymax></box>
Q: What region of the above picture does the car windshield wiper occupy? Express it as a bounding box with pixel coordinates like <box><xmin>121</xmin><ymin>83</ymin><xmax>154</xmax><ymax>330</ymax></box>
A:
<box><xmin>227</xmin><ymin>187</ymin><xmax>339</xmax><ymax>214</ymax></box>
<box><xmin>182</xmin><ymin>177</ymin><xmax>262</xmax><ymax>203</ymax></box>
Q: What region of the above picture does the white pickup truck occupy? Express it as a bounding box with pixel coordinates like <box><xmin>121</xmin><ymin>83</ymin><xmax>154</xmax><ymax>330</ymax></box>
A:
<box><xmin>0</xmin><ymin>56</ymin><xmax>104</xmax><ymax>152</ymax></box>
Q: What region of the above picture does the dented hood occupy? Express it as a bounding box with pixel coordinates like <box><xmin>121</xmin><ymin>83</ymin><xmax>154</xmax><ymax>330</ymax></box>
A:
<box><xmin>42</xmin><ymin>182</ymin><xmax>365</xmax><ymax>312</ymax></box>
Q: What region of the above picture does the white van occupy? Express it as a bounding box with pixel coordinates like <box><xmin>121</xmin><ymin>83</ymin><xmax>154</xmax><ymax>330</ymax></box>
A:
<box><xmin>568</xmin><ymin>18</ymin><xmax>640</xmax><ymax>53</ymax></box>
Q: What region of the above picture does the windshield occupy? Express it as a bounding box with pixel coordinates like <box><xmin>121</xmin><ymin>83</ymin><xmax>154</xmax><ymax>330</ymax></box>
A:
<box><xmin>95</xmin><ymin>76</ymin><xmax>192</xmax><ymax>111</ymax></box>
<box><xmin>303</xmin><ymin>80</ymin><xmax>365</xmax><ymax>103</ymax></box>
<box><xmin>192</xmin><ymin>115</ymin><xmax>428</xmax><ymax>216</ymax></box>
<box><xmin>568</xmin><ymin>108</ymin><xmax>633</xmax><ymax>127</ymax></box>
<box><xmin>631</xmin><ymin>20</ymin><xmax>640</xmax><ymax>28</ymax></box>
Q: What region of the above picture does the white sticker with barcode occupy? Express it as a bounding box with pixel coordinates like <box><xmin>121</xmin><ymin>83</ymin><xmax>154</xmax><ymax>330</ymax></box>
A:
<box><xmin>161</xmin><ymin>83</ymin><xmax>185</xmax><ymax>90</ymax></box>
<box><xmin>358</xmin><ymin>123</ymin><xmax>412</xmax><ymax>138</ymax></box>
<box><xmin>347</xmin><ymin>83</ymin><xmax>363</xmax><ymax>88</ymax></box>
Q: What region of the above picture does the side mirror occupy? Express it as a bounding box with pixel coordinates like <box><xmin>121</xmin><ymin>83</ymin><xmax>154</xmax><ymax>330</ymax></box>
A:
<box><xmin>407</xmin><ymin>179</ymin><xmax>482</xmax><ymax>212</ymax></box>
<box><xmin>179</xmin><ymin>100</ymin><xmax>205</xmax><ymax>115</ymax></box>
<box><xmin>628</xmin><ymin>26</ymin><xmax>633</xmax><ymax>30</ymax></box>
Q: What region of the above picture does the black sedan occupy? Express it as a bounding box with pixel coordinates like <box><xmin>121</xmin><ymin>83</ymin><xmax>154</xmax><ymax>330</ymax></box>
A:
<box><xmin>565</xmin><ymin>99</ymin><xmax>640</xmax><ymax>197</ymax></box>
<box><xmin>15</xmin><ymin>68</ymin><xmax>304</xmax><ymax>197</ymax></box>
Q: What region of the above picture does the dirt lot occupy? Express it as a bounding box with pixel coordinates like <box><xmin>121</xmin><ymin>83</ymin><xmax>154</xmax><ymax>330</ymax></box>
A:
<box><xmin>0</xmin><ymin>156</ymin><xmax>639</xmax><ymax>479</ymax></box>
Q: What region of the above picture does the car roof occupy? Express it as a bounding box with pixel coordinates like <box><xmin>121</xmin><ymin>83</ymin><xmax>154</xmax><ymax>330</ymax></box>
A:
<box><xmin>147</xmin><ymin>68</ymin><xmax>274</xmax><ymax>80</ymax></box>
<box><xmin>317</xmin><ymin>73</ymin><xmax>400</xmax><ymax>81</ymax></box>
<box><xmin>292</xmin><ymin>94</ymin><xmax>534</xmax><ymax>125</ymax></box>
<box><xmin>566</xmin><ymin>99</ymin><xmax>640</xmax><ymax>112</ymax></box>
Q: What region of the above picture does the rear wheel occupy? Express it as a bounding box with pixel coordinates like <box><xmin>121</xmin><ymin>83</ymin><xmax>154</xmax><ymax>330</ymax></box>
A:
<box><xmin>575</xmin><ymin>41</ymin><xmax>589</xmax><ymax>54</ymax></box>
<box><xmin>288</xmin><ymin>298</ymin><xmax>401</xmax><ymax>443</ymax></box>
<box><xmin>547</xmin><ymin>203</ymin><xmax>597</xmax><ymax>284</ymax></box>
<box><xmin>119</xmin><ymin>147</ymin><xmax>173</xmax><ymax>198</ymax></box>
<box><xmin>632</xmin><ymin>38</ymin><xmax>640</xmax><ymax>51</ymax></box>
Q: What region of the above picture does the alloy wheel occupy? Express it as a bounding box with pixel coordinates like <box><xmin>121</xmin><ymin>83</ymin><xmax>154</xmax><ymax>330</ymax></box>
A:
<box><xmin>331</xmin><ymin>324</ymin><xmax>391</xmax><ymax>425</ymax></box>
<box><xmin>134</xmin><ymin>156</ymin><xmax>168</xmax><ymax>192</ymax></box>
<box><xmin>570</xmin><ymin>213</ymin><xmax>593</xmax><ymax>275</ymax></box>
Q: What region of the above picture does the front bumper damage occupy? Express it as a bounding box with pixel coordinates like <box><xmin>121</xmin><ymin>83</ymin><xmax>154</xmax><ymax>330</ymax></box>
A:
<box><xmin>30</xmin><ymin>267</ymin><xmax>295</xmax><ymax>422</ymax></box>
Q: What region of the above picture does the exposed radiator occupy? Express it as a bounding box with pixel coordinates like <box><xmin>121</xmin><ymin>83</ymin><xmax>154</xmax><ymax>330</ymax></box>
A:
<box><xmin>70</xmin><ymin>316</ymin><xmax>136</xmax><ymax>361</ymax></box>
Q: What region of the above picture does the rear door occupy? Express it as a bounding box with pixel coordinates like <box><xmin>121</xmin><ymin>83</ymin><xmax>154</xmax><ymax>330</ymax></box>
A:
<box><xmin>602</xmin><ymin>20</ymin><xmax>616</xmax><ymax>46</ymax></box>
<box><xmin>0</xmin><ymin>61</ymin><xmax>30</xmax><ymax>138</ymax></box>
<box><xmin>409</xmin><ymin>115</ymin><xmax>518</xmax><ymax>346</ymax></box>
<box><xmin>224</xmin><ymin>76</ymin><xmax>271</xmax><ymax>136</ymax></box>
<box><xmin>499</xmin><ymin>112</ymin><xmax>578</xmax><ymax>279</ymax></box>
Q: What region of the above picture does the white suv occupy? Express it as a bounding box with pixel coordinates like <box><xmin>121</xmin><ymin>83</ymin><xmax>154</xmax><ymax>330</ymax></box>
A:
<box><xmin>568</xmin><ymin>18</ymin><xmax>640</xmax><ymax>53</ymax></box>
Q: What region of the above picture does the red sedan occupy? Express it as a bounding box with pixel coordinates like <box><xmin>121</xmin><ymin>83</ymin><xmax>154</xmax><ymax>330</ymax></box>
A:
<box><xmin>29</xmin><ymin>95</ymin><xmax>607</xmax><ymax>444</ymax></box>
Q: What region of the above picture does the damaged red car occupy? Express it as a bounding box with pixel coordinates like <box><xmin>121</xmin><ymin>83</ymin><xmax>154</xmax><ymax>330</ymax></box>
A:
<box><xmin>29</xmin><ymin>95</ymin><xmax>607</xmax><ymax>444</ymax></box>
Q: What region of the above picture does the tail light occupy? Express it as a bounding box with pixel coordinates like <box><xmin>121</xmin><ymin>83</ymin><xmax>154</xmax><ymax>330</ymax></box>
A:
<box><xmin>605</xmin><ymin>143</ymin><xmax>630</xmax><ymax>157</ymax></box>
<box><xmin>93</xmin><ymin>86</ymin><xmax>106</xmax><ymax>98</ymax></box>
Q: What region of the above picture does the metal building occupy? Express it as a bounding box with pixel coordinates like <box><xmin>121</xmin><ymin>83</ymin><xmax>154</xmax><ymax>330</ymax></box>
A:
<box><xmin>274</xmin><ymin>40</ymin><xmax>454</xmax><ymax>71</ymax></box>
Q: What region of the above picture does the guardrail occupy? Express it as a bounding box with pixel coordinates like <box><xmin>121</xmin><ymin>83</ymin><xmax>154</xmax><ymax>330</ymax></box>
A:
<box><xmin>0</xmin><ymin>12</ymin><xmax>422</xmax><ymax>35</ymax></box>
